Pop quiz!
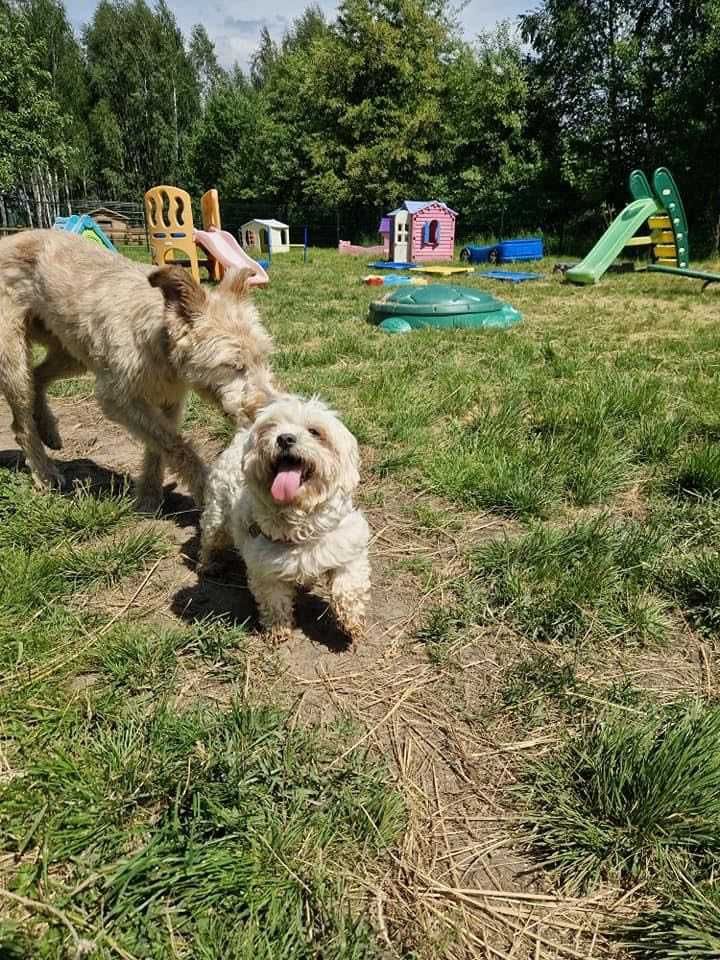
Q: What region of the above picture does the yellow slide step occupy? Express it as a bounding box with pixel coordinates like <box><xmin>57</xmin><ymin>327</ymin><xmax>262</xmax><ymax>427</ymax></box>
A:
<box><xmin>656</xmin><ymin>257</ymin><xmax>678</xmax><ymax>266</ymax></box>
<box><xmin>651</xmin><ymin>229</ymin><xmax>675</xmax><ymax>244</ymax></box>
<box><xmin>648</xmin><ymin>215</ymin><xmax>672</xmax><ymax>229</ymax></box>
<box><xmin>655</xmin><ymin>244</ymin><xmax>678</xmax><ymax>258</ymax></box>
<box><xmin>625</xmin><ymin>236</ymin><xmax>652</xmax><ymax>247</ymax></box>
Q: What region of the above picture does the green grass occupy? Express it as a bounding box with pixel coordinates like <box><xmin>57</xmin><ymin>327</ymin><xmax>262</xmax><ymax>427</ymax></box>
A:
<box><xmin>521</xmin><ymin>702</ymin><xmax>720</xmax><ymax>892</ymax></box>
<box><xmin>470</xmin><ymin>516</ymin><xmax>671</xmax><ymax>645</ymax></box>
<box><xmin>622</xmin><ymin>880</ymin><xmax>720</xmax><ymax>958</ymax></box>
<box><xmin>2</xmin><ymin>702</ymin><xmax>404</xmax><ymax>958</ymax></box>
<box><xmin>0</xmin><ymin>468</ymin><xmax>405</xmax><ymax>957</ymax></box>
<box><xmin>14</xmin><ymin>244</ymin><xmax>720</xmax><ymax>956</ymax></box>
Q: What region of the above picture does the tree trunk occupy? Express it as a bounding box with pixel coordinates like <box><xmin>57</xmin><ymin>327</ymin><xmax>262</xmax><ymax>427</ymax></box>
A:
<box><xmin>172</xmin><ymin>80</ymin><xmax>179</xmax><ymax>169</ymax></box>
<box><xmin>20</xmin><ymin>177</ymin><xmax>34</xmax><ymax>227</ymax></box>
<box><xmin>64</xmin><ymin>172</ymin><xmax>73</xmax><ymax>215</ymax></box>
<box><xmin>30</xmin><ymin>173</ymin><xmax>42</xmax><ymax>227</ymax></box>
<box><xmin>607</xmin><ymin>0</ymin><xmax>622</xmax><ymax>183</ymax></box>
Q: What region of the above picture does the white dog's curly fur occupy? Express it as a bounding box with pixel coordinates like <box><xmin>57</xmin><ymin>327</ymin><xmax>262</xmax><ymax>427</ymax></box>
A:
<box><xmin>200</xmin><ymin>394</ymin><xmax>370</xmax><ymax>643</ymax></box>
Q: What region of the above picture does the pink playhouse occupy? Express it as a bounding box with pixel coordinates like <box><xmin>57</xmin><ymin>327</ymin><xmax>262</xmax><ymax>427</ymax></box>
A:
<box><xmin>387</xmin><ymin>200</ymin><xmax>457</xmax><ymax>262</ymax></box>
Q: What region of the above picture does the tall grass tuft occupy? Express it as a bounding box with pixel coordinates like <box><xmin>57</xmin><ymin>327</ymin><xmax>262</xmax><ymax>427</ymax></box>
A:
<box><xmin>622</xmin><ymin>880</ymin><xmax>720</xmax><ymax>959</ymax></box>
<box><xmin>471</xmin><ymin>516</ymin><xmax>670</xmax><ymax>645</ymax></box>
<box><xmin>521</xmin><ymin>703</ymin><xmax>720</xmax><ymax>891</ymax></box>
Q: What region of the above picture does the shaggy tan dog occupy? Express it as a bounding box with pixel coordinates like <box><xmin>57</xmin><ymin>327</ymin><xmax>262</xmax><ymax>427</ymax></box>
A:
<box><xmin>0</xmin><ymin>229</ymin><xmax>275</xmax><ymax>509</ymax></box>
<box><xmin>200</xmin><ymin>395</ymin><xmax>370</xmax><ymax>644</ymax></box>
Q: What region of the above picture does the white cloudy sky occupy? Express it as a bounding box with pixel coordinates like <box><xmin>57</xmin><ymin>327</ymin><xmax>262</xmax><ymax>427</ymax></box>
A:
<box><xmin>65</xmin><ymin>0</ymin><xmax>532</xmax><ymax>68</ymax></box>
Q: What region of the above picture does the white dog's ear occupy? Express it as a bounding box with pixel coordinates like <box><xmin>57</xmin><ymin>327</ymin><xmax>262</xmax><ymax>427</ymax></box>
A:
<box><xmin>341</xmin><ymin>434</ymin><xmax>361</xmax><ymax>493</ymax></box>
<box><xmin>148</xmin><ymin>267</ymin><xmax>207</xmax><ymax>322</ymax></box>
<box><xmin>219</xmin><ymin>267</ymin><xmax>254</xmax><ymax>300</ymax></box>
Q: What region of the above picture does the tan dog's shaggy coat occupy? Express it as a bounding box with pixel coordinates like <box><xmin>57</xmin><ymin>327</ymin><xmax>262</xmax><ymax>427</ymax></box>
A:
<box><xmin>0</xmin><ymin>230</ymin><xmax>274</xmax><ymax>508</ymax></box>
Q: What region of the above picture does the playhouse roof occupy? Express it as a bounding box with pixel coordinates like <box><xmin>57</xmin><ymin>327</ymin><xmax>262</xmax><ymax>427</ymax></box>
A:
<box><xmin>88</xmin><ymin>207</ymin><xmax>129</xmax><ymax>220</ymax></box>
<box><xmin>245</xmin><ymin>218</ymin><xmax>288</xmax><ymax>229</ymax></box>
<box><xmin>388</xmin><ymin>200</ymin><xmax>457</xmax><ymax>217</ymax></box>
<box><xmin>378</xmin><ymin>217</ymin><xmax>391</xmax><ymax>233</ymax></box>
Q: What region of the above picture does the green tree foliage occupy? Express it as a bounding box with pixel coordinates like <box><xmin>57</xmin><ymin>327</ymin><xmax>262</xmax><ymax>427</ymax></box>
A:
<box><xmin>0</xmin><ymin>2</ymin><xmax>73</xmax><ymax>222</ymax></box>
<box><xmin>83</xmin><ymin>0</ymin><xmax>201</xmax><ymax>193</ymax></box>
<box><xmin>189</xmin><ymin>23</ymin><xmax>225</xmax><ymax>104</ymax></box>
<box><xmin>5</xmin><ymin>0</ymin><xmax>720</xmax><ymax>246</ymax></box>
<box><xmin>443</xmin><ymin>26</ymin><xmax>540</xmax><ymax>233</ymax></box>
<box><xmin>519</xmin><ymin>0</ymin><xmax>720</xmax><ymax>244</ymax></box>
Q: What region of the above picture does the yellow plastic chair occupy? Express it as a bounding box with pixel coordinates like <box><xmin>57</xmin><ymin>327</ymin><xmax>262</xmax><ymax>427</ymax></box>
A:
<box><xmin>200</xmin><ymin>188</ymin><xmax>223</xmax><ymax>281</ymax></box>
<box><xmin>144</xmin><ymin>185</ymin><xmax>200</xmax><ymax>283</ymax></box>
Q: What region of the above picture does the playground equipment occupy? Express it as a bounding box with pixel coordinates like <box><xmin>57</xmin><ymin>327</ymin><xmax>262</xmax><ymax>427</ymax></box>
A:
<box><xmin>362</xmin><ymin>274</ymin><xmax>428</xmax><ymax>286</ymax></box>
<box><xmin>564</xmin><ymin>168</ymin><xmax>720</xmax><ymax>287</ymax></box>
<box><xmin>369</xmin><ymin>284</ymin><xmax>522</xmax><ymax>332</ymax></box>
<box><xmin>339</xmin><ymin>240</ymin><xmax>386</xmax><ymax>256</ymax></box>
<box><xmin>461</xmin><ymin>238</ymin><xmax>544</xmax><ymax>265</ymax></box>
<box><xmin>340</xmin><ymin>218</ymin><xmax>392</xmax><ymax>257</ymax></box>
<box><xmin>484</xmin><ymin>271</ymin><xmax>542</xmax><ymax>283</ymax></box>
<box><xmin>385</xmin><ymin>201</ymin><xmax>457</xmax><ymax>263</ymax></box>
<box><xmin>144</xmin><ymin>186</ymin><xmax>268</xmax><ymax>287</ymax></box>
<box><xmin>368</xmin><ymin>260</ymin><xmax>417</xmax><ymax>270</ymax></box>
<box><xmin>53</xmin><ymin>214</ymin><xmax>115</xmax><ymax>251</ymax></box>
<box><xmin>240</xmin><ymin>218</ymin><xmax>290</xmax><ymax>254</ymax></box>
<box><xmin>411</xmin><ymin>264</ymin><xmax>474</xmax><ymax>277</ymax></box>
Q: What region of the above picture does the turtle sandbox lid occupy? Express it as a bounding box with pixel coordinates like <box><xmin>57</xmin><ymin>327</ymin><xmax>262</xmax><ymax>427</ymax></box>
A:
<box><xmin>369</xmin><ymin>284</ymin><xmax>522</xmax><ymax>332</ymax></box>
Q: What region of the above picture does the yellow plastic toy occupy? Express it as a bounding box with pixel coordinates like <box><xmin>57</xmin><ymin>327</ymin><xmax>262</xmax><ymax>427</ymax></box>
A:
<box><xmin>145</xmin><ymin>185</ymin><xmax>270</xmax><ymax>287</ymax></box>
<box><xmin>410</xmin><ymin>264</ymin><xmax>475</xmax><ymax>277</ymax></box>
<box><xmin>200</xmin><ymin>188</ymin><xmax>223</xmax><ymax>282</ymax></box>
<box><xmin>144</xmin><ymin>185</ymin><xmax>200</xmax><ymax>283</ymax></box>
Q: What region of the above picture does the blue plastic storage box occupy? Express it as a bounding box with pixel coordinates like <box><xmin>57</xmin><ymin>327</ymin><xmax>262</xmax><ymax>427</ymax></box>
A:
<box><xmin>496</xmin><ymin>238</ymin><xmax>544</xmax><ymax>263</ymax></box>
<box><xmin>460</xmin><ymin>244</ymin><xmax>497</xmax><ymax>264</ymax></box>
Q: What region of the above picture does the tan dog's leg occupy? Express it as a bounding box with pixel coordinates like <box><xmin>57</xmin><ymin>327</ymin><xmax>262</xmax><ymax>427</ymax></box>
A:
<box><xmin>94</xmin><ymin>382</ymin><xmax>207</xmax><ymax>507</ymax></box>
<box><xmin>0</xmin><ymin>307</ymin><xmax>62</xmax><ymax>489</ymax></box>
<box><xmin>247</xmin><ymin>570</ymin><xmax>296</xmax><ymax>643</ymax></box>
<box><xmin>329</xmin><ymin>556</ymin><xmax>370</xmax><ymax>643</ymax></box>
<box><xmin>135</xmin><ymin>401</ymin><xmax>185</xmax><ymax>513</ymax></box>
<box><xmin>32</xmin><ymin>339</ymin><xmax>85</xmax><ymax>449</ymax></box>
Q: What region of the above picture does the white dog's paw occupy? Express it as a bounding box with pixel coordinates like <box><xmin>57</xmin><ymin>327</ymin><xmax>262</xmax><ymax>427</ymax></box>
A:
<box><xmin>330</xmin><ymin>594</ymin><xmax>368</xmax><ymax>645</ymax></box>
<box><xmin>339</xmin><ymin>616</ymin><xmax>367</xmax><ymax>646</ymax></box>
<box><xmin>264</xmin><ymin>624</ymin><xmax>299</xmax><ymax>646</ymax></box>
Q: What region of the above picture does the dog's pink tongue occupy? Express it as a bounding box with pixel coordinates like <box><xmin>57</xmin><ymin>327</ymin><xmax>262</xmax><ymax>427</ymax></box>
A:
<box><xmin>271</xmin><ymin>466</ymin><xmax>303</xmax><ymax>503</ymax></box>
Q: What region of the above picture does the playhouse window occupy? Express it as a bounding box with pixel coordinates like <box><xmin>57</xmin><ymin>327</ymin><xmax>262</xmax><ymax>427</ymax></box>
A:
<box><xmin>428</xmin><ymin>220</ymin><xmax>440</xmax><ymax>244</ymax></box>
<box><xmin>281</xmin><ymin>229</ymin><xmax>288</xmax><ymax>245</ymax></box>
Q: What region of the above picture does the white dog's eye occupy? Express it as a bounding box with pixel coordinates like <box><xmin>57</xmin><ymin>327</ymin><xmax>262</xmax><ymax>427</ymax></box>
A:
<box><xmin>308</xmin><ymin>427</ymin><xmax>321</xmax><ymax>438</ymax></box>
<box><xmin>236</xmin><ymin>364</ymin><xmax>247</xmax><ymax>375</ymax></box>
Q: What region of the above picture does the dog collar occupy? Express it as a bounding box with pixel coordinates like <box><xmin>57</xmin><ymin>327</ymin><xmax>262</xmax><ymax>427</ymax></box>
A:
<box><xmin>248</xmin><ymin>522</ymin><xmax>298</xmax><ymax>545</ymax></box>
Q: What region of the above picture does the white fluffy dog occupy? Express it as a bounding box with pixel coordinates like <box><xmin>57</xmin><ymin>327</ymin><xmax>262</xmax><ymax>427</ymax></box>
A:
<box><xmin>200</xmin><ymin>395</ymin><xmax>370</xmax><ymax>643</ymax></box>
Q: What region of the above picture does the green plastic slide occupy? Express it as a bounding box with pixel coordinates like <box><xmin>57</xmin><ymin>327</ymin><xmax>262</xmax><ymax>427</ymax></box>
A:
<box><xmin>629</xmin><ymin>169</ymin><xmax>655</xmax><ymax>202</ymax></box>
<box><xmin>566</xmin><ymin>198</ymin><xmax>660</xmax><ymax>285</ymax></box>
<box><xmin>653</xmin><ymin>167</ymin><xmax>689</xmax><ymax>268</ymax></box>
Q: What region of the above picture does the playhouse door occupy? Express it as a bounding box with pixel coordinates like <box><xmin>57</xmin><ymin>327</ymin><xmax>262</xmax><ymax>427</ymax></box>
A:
<box><xmin>393</xmin><ymin>212</ymin><xmax>409</xmax><ymax>261</ymax></box>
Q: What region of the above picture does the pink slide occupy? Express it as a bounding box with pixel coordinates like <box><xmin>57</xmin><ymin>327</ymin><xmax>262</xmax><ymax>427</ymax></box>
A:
<box><xmin>193</xmin><ymin>227</ymin><xmax>269</xmax><ymax>287</ymax></box>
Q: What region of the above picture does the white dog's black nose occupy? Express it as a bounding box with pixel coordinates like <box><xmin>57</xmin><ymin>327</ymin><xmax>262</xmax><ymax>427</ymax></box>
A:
<box><xmin>276</xmin><ymin>433</ymin><xmax>296</xmax><ymax>450</ymax></box>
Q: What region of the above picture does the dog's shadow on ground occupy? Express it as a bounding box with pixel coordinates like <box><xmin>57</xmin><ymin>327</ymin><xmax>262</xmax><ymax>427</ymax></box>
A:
<box><xmin>172</xmin><ymin>532</ymin><xmax>353</xmax><ymax>653</ymax></box>
<box><xmin>0</xmin><ymin>452</ymin><xmax>199</xmax><ymax>529</ymax></box>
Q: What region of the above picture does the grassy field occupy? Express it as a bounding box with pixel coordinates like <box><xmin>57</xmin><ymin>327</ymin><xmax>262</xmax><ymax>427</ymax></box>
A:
<box><xmin>3</xmin><ymin>244</ymin><xmax>720</xmax><ymax>957</ymax></box>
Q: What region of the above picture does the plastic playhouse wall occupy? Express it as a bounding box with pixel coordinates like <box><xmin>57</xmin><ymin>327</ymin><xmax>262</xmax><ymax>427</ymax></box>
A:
<box><xmin>410</xmin><ymin>202</ymin><xmax>456</xmax><ymax>261</ymax></box>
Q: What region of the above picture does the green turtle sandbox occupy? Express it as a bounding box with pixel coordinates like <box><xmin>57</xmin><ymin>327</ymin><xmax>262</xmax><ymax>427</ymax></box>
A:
<box><xmin>369</xmin><ymin>284</ymin><xmax>522</xmax><ymax>333</ymax></box>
